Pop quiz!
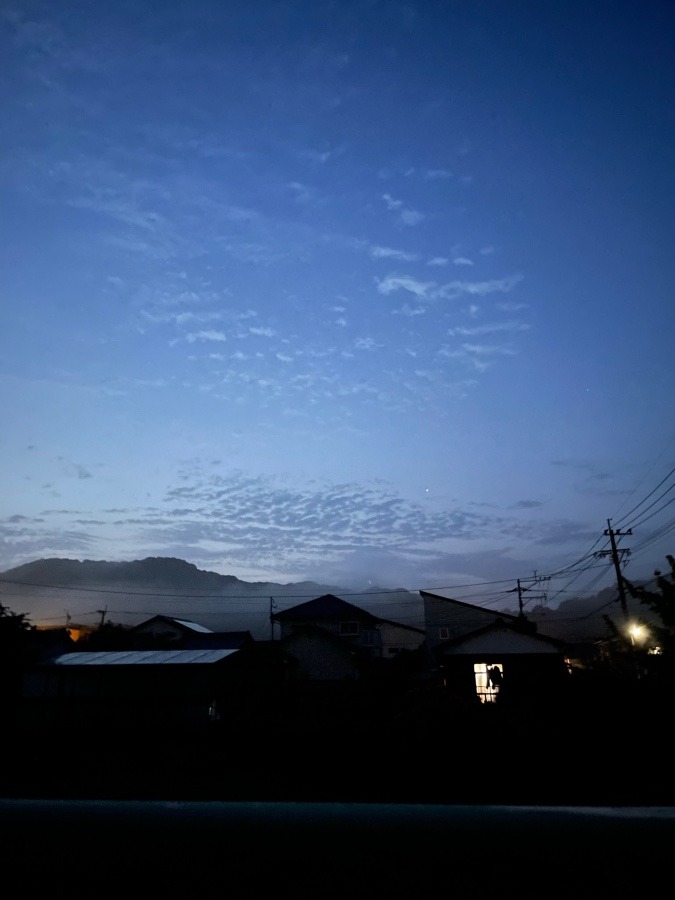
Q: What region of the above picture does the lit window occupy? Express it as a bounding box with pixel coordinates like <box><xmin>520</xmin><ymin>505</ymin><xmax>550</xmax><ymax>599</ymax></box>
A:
<box><xmin>474</xmin><ymin>662</ymin><xmax>503</xmax><ymax>704</ymax></box>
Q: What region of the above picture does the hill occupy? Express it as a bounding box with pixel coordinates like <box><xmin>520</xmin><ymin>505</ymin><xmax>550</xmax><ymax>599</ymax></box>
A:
<box><xmin>0</xmin><ymin>557</ymin><xmax>424</xmax><ymax>638</ymax></box>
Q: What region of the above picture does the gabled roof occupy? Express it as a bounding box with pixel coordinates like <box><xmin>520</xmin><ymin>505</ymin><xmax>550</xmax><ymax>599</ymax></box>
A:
<box><xmin>436</xmin><ymin>619</ymin><xmax>570</xmax><ymax>655</ymax></box>
<box><xmin>420</xmin><ymin>590</ymin><xmax>523</xmax><ymax>624</ymax></box>
<box><xmin>130</xmin><ymin>615</ymin><xmax>213</xmax><ymax>634</ymax></box>
<box><xmin>376</xmin><ymin>617</ymin><xmax>426</xmax><ymax>635</ymax></box>
<box><xmin>272</xmin><ymin>593</ymin><xmax>380</xmax><ymax>625</ymax></box>
<box><xmin>52</xmin><ymin>649</ymin><xmax>237</xmax><ymax>665</ymax></box>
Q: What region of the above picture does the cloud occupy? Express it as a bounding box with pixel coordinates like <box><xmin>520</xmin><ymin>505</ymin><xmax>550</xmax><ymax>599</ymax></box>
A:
<box><xmin>370</xmin><ymin>245</ymin><xmax>420</xmax><ymax>262</ymax></box>
<box><xmin>382</xmin><ymin>193</ymin><xmax>425</xmax><ymax>226</ymax></box>
<box><xmin>453</xmin><ymin>257</ymin><xmax>474</xmax><ymax>266</ymax></box>
<box><xmin>186</xmin><ymin>330</ymin><xmax>227</xmax><ymax>343</ymax></box>
<box><xmin>460</xmin><ymin>343</ymin><xmax>516</xmax><ymax>356</ymax></box>
<box><xmin>354</xmin><ymin>337</ymin><xmax>380</xmax><ymax>351</ymax></box>
<box><xmin>382</xmin><ymin>193</ymin><xmax>403</xmax><ymax>211</ymax></box>
<box><xmin>392</xmin><ymin>304</ymin><xmax>426</xmax><ymax>317</ymax></box>
<box><xmin>439</xmin><ymin>342</ymin><xmax>517</xmax><ymax>372</ymax></box>
<box><xmin>447</xmin><ymin>321</ymin><xmax>530</xmax><ymax>337</ymax></box>
<box><xmin>377</xmin><ymin>274</ymin><xmax>522</xmax><ymax>312</ymax></box>
<box><xmin>436</xmin><ymin>274</ymin><xmax>523</xmax><ymax>300</ymax></box>
<box><xmin>376</xmin><ymin>275</ymin><xmax>434</xmax><ymax>299</ymax></box>
<box><xmin>400</xmin><ymin>209</ymin><xmax>424</xmax><ymax>226</ymax></box>
<box><xmin>427</xmin><ymin>257</ymin><xmax>449</xmax><ymax>267</ymax></box>
<box><xmin>248</xmin><ymin>327</ymin><xmax>276</xmax><ymax>337</ymax></box>
<box><xmin>174</xmin><ymin>312</ymin><xmax>224</xmax><ymax>325</ymax></box>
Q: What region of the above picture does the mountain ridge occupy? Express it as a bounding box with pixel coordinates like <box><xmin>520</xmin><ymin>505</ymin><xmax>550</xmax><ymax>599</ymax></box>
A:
<box><xmin>0</xmin><ymin>556</ymin><xmax>421</xmax><ymax>637</ymax></box>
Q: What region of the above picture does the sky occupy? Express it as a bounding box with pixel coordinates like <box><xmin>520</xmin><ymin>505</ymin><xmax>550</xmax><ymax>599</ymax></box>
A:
<box><xmin>2</xmin><ymin>0</ymin><xmax>675</xmax><ymax>612</ymax></box>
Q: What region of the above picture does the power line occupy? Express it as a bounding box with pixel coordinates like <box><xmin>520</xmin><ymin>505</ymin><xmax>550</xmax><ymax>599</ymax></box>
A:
<box><xmin>626</xmin><ymin>494</ymin><xmax>675</xmax><ymax>531</ymax></box>
<box><xmin>611</xmin><ymin>432</ymin><xmax>675</xmax><ymax>524</ymax></box>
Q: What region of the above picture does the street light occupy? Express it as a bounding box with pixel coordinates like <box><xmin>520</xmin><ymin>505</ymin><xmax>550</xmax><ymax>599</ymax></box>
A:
<box><xmin>627</xmin><ymin>623</ymin><xmax>647</xmax><ymax>646</ymax></box>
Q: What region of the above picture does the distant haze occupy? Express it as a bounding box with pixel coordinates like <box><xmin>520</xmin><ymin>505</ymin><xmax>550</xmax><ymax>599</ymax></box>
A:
<box><xmin>1</xmin><ymin>555</ymin><xmax>658</xmax><ymax>644</ymax></box>
<box><xmin>0</xmin><ymin>556</ymin><xmax>425</xmax><ymax>639</ymax></box>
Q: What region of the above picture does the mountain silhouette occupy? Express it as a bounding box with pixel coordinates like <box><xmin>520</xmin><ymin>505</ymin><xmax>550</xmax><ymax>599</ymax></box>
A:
<box><xmin>0</xmin><ymin>556</ymin><xmax>421</xmax><ymax>638</ymax></box>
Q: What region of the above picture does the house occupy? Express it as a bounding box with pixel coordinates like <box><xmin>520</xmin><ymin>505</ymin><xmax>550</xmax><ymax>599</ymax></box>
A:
<box><xmin>420</xmin><ymin>590</ymin><xmax>572</xmax><ymax>707</ymax></box>
<box><xmin>271</xmin><ymin>593</ymin><xmax>425</xmax><ymax>682</ymax></box>
<box><xmin>128</xmin><ymin>615</ymin><xmax>254</xmax><ymax>651</ymax></box>
<box><xmin>21</xmin><ymin>616</ymin><xmax>290</xmax><ymax>730</ymax></box>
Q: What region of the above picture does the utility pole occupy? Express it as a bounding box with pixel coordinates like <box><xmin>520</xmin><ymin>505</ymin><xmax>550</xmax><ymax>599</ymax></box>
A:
<box><xmin>509</xmin><ymin>579</ymin><xmax>529</xmax><ymax>616</ymax></box>
<box><xmin>97</xmin><ymin>606</ymin><xmax>107</xmax><ymax>628</ymax></box>
<box><xmin>595</xmin><ymin>519</ymin><xmax>632</xmax><ymax>623</ymax></box>
<box><xmin>508</xmin><ymin>576</ymin><xmax>548</xmax><ymax>620</ymax></box>
<box><xmin>528</xmin><ymin>571</ymin><xmax>550</xmax><ymax>606</ymax></box>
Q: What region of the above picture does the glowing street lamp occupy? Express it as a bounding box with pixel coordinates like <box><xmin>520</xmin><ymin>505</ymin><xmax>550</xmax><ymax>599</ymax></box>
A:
<box><xmin>627</xmin><ymin>623</ymin><xmax>647</xmax><ymax>646</ymax></box>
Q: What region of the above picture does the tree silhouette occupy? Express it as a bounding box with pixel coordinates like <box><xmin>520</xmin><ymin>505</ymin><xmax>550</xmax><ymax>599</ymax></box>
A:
<box><xmin>0</xmin><ymin>603</ymin><xmax>35</xmax><ymax>711</ymax></box>
<box><xmin>623</xmin><ymin>554</ymin><xmax>675</xmax><ymax>625</ymax></box>
<box><xmin>79</xmin><ymin>620</ymin><xmax>132</xmax><ymax>651</ymax></box>
<box><xmin>623</xmin><ymin>554</ymin><xmax>675</xmax><ymax>653</ymax></box>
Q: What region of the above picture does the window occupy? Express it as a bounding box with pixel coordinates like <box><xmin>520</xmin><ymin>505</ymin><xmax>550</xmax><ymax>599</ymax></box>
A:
<box><xmin>339</xmin><ymin>621</ymin><xmax>359</xmax><ymax>636</ymax></box>
<box><xmin>439</xmin><ymin>627</ymin><xmax>449</xmax><ymax>640</ymax></box>
<box><xmin>474</xmin><ymin>662</ymin><xmax>504</xmax><ymax>704</ymax></box>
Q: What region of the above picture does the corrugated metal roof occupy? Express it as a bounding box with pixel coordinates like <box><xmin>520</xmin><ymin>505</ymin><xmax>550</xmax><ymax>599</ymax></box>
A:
<box><xmin>52</xmin><ymin>649</ymin><xmax>237</xmax><ymax>666</ymax></box>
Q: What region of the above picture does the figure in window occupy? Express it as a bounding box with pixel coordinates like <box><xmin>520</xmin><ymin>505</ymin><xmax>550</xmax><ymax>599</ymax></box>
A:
<box><xmin>487</xmin><ymin>665</ymin><xmax>502</xmax><ymax>692</ymax></box>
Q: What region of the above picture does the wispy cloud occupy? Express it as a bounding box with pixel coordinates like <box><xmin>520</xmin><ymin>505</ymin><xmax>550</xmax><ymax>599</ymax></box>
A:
<box><xmin>400</xmin><ymin>208</ymin><xmax>425</xmax><ymax>226</ymax></box>
<box><xmin>439</xmin><ymin>342</ymin><xmax>517</xmax><ymax>372</ymax></box>
<box><xmin>392</xmin><ymin>304</ymin><xmax>427</xmax><ymax>317</ymax></box>
<box><xmin>376</xmin><ymin>275</ymin><xmax>435</xmax><ymax>299</ymax></box>
<box><xmin>447</xmin><ymin>321</ymin><xmax>530</xmax><ymax>337</ymax></box>
<box><xmin>186</xmin><ymin>330</ymin><xmax>227</xmax><ymax>343</ymax></box>
<box><xmin>382</xmin><ymin>193</ymin><xmax>425</xmax><ymax>227</ymax></box>
<box><xmin>436</xmin><ymin>274</ymin><xmax>523</xmax><ymax>300</ymax></box>
<box><xmin>382</xmin><ymin>193</ymin><xmax>403</xmax><ymax>210</ymax></box>
<box><xmin>370</xmin><ymin>245</ymin><xmax>420</xmax><ymax>262</ymax></box>
<box><xmin>354</xmin><ymin>337</ymin><xmax>381</xmax><ymax>351</ymax></box>
<box><xmin>377</xmin><ymin>273</ymin><xmax>522</xmax><ymax>306</ymax></box>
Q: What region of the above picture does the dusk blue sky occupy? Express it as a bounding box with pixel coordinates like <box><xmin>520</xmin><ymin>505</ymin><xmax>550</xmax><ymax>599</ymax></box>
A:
<box><xmin>2</xmin><ymin>0</ymin><xmax>674</xmax><ymax>610</ymax></box>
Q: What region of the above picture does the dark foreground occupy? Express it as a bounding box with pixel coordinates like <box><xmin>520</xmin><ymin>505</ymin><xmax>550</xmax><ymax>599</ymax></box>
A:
<box><xmin>2</xmin><ymin>797</ymin><xmax>673</xmax><ymax>899</ymax></box>
<box><xmin>3</xmin><ymin>684</ymin><xmax>674</xmax><ymax>898</ymax></box>
<box><xmin>3</xmin><ymin>682</ymin><xmax>674</xmax><ymax>806</ymax></box>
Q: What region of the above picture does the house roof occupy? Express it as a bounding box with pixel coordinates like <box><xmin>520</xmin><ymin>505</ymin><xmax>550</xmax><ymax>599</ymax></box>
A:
<box><xmin>436</xmin><ymin>620</ymin><xmax>570</xmax><ymax>655</ymax></box>
<box><xmin>272</xmin><ymin>593</ymin><xmax>380</xmax><ymax>625</ymax></box>
<box><xmin>52</xmin><ymin>649</ymin><xmax>237</xmax><ymax>665</ymax></box>
<box><xmin>376</xmin><ymin>617</ymin><xmax>425</xmax><ymax>635</ymax></box>
<box><xmin>130</xmin><ymin>615</ymin><xmax>213</xmax><ymax>634</ymax></box>
<box><xmin>180</xmin><ymin>631</ymin><xmax>253</xmax><ymax>650</ymax></box>
<box><xmin>419</xmin><ymin>590</ymin><xmax>524</xmax><ymax>624</ymax></box>
<box><xmin>170</xmin><ymin>617</ymin><xmax>213</xmax><ymax>633</ymax></box>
